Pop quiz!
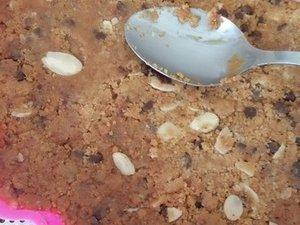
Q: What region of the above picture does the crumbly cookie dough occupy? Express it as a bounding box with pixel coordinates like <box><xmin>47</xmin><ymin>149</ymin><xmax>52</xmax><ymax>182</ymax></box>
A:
<box><xmin>0</xmin><ymin>0</ymin><xmax>299</xmax><ymax>225</ymax></box>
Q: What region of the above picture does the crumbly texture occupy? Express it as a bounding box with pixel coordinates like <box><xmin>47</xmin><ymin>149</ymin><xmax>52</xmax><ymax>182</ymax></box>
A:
<box><xmin>0</xmin><ymin>0</ymin><xmax>299</xmax><ymax>225</ymax></box>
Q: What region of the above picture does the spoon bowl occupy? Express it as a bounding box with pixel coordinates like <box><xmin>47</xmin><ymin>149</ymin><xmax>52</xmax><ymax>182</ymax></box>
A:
<box><xmin>125</xmin><ymin>7</ymin><xmax>300</xmax><ymax>86</ymax></box>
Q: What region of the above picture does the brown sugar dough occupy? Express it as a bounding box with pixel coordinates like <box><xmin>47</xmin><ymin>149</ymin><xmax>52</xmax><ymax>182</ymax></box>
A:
<box><xmin>0</xmin><ymin>0</ymin><xmax>299</xmax><ymax>225</ymax></box>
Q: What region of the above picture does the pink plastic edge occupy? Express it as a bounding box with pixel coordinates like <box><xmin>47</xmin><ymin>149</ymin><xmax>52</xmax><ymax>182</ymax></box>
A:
<box><xmin>0</xmin><ymin>200</ymin><xmax>64</xmax><ymax>225</ymax></box>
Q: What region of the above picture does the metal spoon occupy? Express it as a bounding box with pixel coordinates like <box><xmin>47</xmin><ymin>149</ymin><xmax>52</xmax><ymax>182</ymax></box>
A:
<box><xmin>125</xmin><ymin>7</ymin><xmax>300</xmax><ymax>86</ymax></box>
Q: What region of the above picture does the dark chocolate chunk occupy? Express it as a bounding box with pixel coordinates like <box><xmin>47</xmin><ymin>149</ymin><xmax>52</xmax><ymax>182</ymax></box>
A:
<box><xmin>217</xmin><ymin>8</ymin><xmax>229</xmax><ymax>18</ymax></box>
<box><xmin>140</xmin><ymin>3</ymin><xmax>149</xmax><ymax>10</ymax></box>
<box><xmin>244</xmin><ymin>106</ymin><xmax>257</xmax><ymax>119</ymax></box>
<box><xmin>91</xmin><ymin>217</ymin><xmax>100</xmax><ymax>225</ymax></box>
<box><xmin>89</xmin><ymin>153</ymin><xmax>104</xmax><ymax>164</ymax></box>
<box><xmin>195</xmin><ymin>197</ymin><xmax>203</xmax><ymax>209</ymax></box>
<box><xmin>257</xmin><ymin>16</ymin><xmax>265</xmax><ymax>24</ymax></box>
<box><xmin>241</xmin><ymin>5</ymin><xmax>254</xmax><ymax>15</ymax></box>
<box><xmin>72</xmin><ymin>149</ymin><xmax>85</xmax><ymax>159</ymax></box>
<box><xmin>181</xmin><ymin>152</ymin><xmax>192</xmax><ymax>169</ymax></box>
<box><xmin>234</xmin><ymin>11</ymin><xmax>244</xmax><ymax>20</ymax></box>
<box><xmin>33</xmin><ymin>27</ymin><xmax>43</xmax><ymax>37</ymax></box>
<box><xmin>140</xmin><ymin>62</ymin><xmax>151</xmax><ymax>76</ymax></box>
<box><xmin>274</xmin><ymin>101</ymin><xmax>290</xmax><ymax>115</ymax></box>
<box><xmin>192</xmin><ymin>138</ymin><xmax>203</xmax><ymax>150</ymax></box>
<box><xmin>93</xmin><ymin>205</ymin><xmax>108</xmax><ymax>222</ymax></box>
<box><xmin>249</xmin><ymin>30</ymin><xmax>262</xmax><ymax>39</ymax></box>
<box><xmin>240</xmin><ymin>23</ymin><xmax>249</xmax><ymax>33</ymax></box>
<box><xmin>237</xmin><ymin>142</ymin><xmax>247</xmax><ymax>149</ymax></box>
<box><xmin>159</xmin><ymin>204</ymin><xmax>168</xmax><ymax>218</ymax></box>
<box><xmin>16</xmin><ymin>69</ymin><xmax>26</xmax><ymax>81</ymax></box>
<box><xmin>291</xmin><ymin>160</ymin><xmax>300</xmax><ymax>178</ymax></box>
<box><xmin>24</xmin><ymin>18</ymin><xmax>33</xmax><ymax>30</ymax></box>
<box><xmin>267</xmin><ymin>140</ymin><xmax>280</xmax><ymax>154</ymax></box>
<box><xmin>93</xmin><ymin>30</ymin><xmax>107</xmax><ymax>40</ymax></box>
<box><xmin>116</xmin><ymin>1</ymin><xmax>127</xmax><ymax>12</ymax></box>
<box><xmin>141</xmin><ymin>100</ymin><xmax>154</xmax><ymax>112</ymax></box>
<box><xmin>269</xmin><ymin>0</ymin><xmax>281</xmax><ymax>5</ymax></box>
<box><xmin>64</xmin><ymin>18</ymin><xmax>76</xmax><ymax>27</ymax></box>
<box><xmin>295</xmin><ymin>137</ymin><xmax>300</xmax><ymax>147</ymax></box>
<box><xmin>277</xmin><ymin>23</ymin><xmax>287</xmax><ymax>31</ymax></box>
<box><xmin>283</xmin><ymin>91</ymin><xmax>296</xmax><ymax>102</ymax></box>
<box><xmin>0</xmin><ymin>219</ymin><xmax>5</xmax><ymax>223</ymax></box>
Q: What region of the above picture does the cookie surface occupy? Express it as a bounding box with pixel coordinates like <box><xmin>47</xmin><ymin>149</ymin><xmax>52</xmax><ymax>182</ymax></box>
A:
<box><xmin>0</xmin><ymin>0</ymin><xmax>299</xmax><ymax>225</ymax></box>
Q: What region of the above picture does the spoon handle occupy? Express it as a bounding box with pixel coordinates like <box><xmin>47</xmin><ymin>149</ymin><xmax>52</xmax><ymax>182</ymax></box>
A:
<box><xmin>256</xmin><ymin>49</ymin><xmax>300</xmax><ymax>66</ymax></box>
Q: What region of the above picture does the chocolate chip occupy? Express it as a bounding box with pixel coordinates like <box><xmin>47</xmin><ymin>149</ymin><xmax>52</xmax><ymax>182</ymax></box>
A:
<box><xmin>33</xmin><ymin>27</ymin><xmax>43</xmax><ymax>37</ymax></box>
<box><xmin>93</xmin><ymin>206</ymin><xmax>108</xmax><ymax>222</ymax></box>
<box><xmin>9</xmin><ymin>221</ymin><xmax>14</xmax><ymax>223</ymax></box>
<box><xmin>24</xmin><ymin>18</ymin><xmax>33</xmax><ymax>30</ymax></box>
<box><xmin>244</xmin><ymin>106</ymin><xmax>257</xmax><ymax>119</ymax></box>
<box><xmin>140</xmin><ymin>62</ymin><xmax>151</xmax><ymax>76</ymax></box>
<box><xmin>234</xmin><ymin>11</ymin><xmax>244</xmax><ymax>20</ymax></box>
<box><xmin>32</xmin><ymin>115</ymin><xmax>47</xmax><ymax>129</ymax></box>
<box><xmin>240</xmin><ymin>24</ymin><xmax>249</xmax><ymax>33</ymax></box>
<box><xmin>292</xmin><ymin>160</ymin><xmax>300</xmax><ymax>178</ymax></box>
<box><xmin>267</xmin><ymin>140</ymin><xmax>281</xmax><ymax>154</ymax></box>
<box><xmin>10</xmin><ymin>49</ymin><xmax>21</xmax><ymax>61</ymax></box>
<box><xmin>257</xmin><ymin>16</ymin><xmax>265</xmax><ymax>24</ymax></box>
<box><xmin>249</xmin><ymin>30</ymin><xmax>262</xmax><ymax>39</ymax></box>
<box><xmin>10</xmin><ymin>185</ymin><xmax>24</xmax><ymax>197</ymax></box>
<box><xmin>241</xmin><ymin>5</ymin><xmax>254</xmax><ymax>15</ymax></box>
<box><xmin>0</xmin><ymin>219</ymin><xmax>4</xmax><ymax>223</ymax></box>
<box><xmin>274</xmin><ymin>101</ymin><xmax>290</xmax><ymax>115</ymax></box>
<box><xmin>283</xmin><ymin>91</ymin><xmax>296</xmax><ymax>102</ymax></box>
<box><xmin>277</xmin><ymin>23</ymin><xmax>287</xmax><ymax>31</ymax></box>
<box><xmin>116</xmin><ymin>1</ymin><xmax>127</xmax><ymax>12</ymax></box>
<box><xmin>269</xmin><ymin>0</ymin><xmax>281</xmax><ymax>5</ymax></box>
<box><xmin>16</xmin><ymin>69</ymin><xmax>26</xmax><ymax>81</ymax></box>
<box><xmin>72</xmin><ymin>149</ymin><xmax>85</xmax><ymax>159</ymax></box>
<box><xmin>296</xmin><ymin>137</ymin><xmax>300</xmax><ymax>147</ymax></box>
<box><xmin>64</xmin><ymin>18</ymin><xmax>76</xmax><ymax>27</ymax></box>
<box><xmin>159</xmin><ymin>204</ymin><xmax>168</xmax><ymax>217</ymax></box>
<box><xmin>217</xmin><ymin>8</ymin><xmax>229</xmax><ymax>18</ymax></box>
<box><xmin>192</xmin><ymin>138</ymin><xmax>203</xmax><ymax>150</ymax></box>
<box><xmin>237</xmin><ymin>142</ymin><xmax>247</xmax><ymax>149</ymax></box>
<box><xmin>195</xmin><ymin>197</ymin><xmax>203</xmax><ymax>209</ymax></box>
<box><xmin>140</xmin><ymin>3</ymin><xmax>149</xmax><ymax>10</ymax></box>
<box><xmin>93</xmin><ymin>30</ymin><xmax>107</xmax><ymax>40</ymax></box>
<box><xmin>181</xmin><ymin>152</ymin><xmax>192</xmax><ymax>169</ymax></box>
<box><xmin>0</xmin><ymin>22</ymin><xmax>7</xmax><ymax>32</ymax></box>
<box><xmin>141</xmin><ymin>100</ymin><xmax>154</xmax><ymax>112</ymax></box>
<box><xmin>91</xmin><ymin>217</ymin><xmax>100</xmax><ymax>225</ymax></box>
<box><xmin>89</xmin><ymin>153</ymin><xmax>104</xmax><ymax>164</ymax></box>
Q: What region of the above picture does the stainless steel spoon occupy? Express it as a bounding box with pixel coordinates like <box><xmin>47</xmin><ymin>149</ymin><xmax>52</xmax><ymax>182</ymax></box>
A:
<box><xmin>125</xmin><ymin>7</ymin><xmax>300</xmax><ymax>86</ymax></box>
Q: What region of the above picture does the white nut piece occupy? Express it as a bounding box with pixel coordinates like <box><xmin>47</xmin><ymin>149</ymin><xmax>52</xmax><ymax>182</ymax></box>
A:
<box><xmin>190</xmin><ymin>112</ymin><xmax>219</xmax><ymax>133</ymax></box>
<box><xmin>235</xmin><ymin>161</ymin><xmax>255</xmax><ymax>177</ymax></box>
<box><xmin>214</xmin><ymin>127</ymin><xmax>235</xmax><ymax>154</ymax></box>
<box><xmin>112</xmin><ymin>152</ymin><xmax>135</xmax><ymax>176</ymax></box>
<box><xmin>102</xmin><ymin>20</ymin><xmax>113</xmax><ymax>32</ymax></box>
<box><xmin>111</xmin><ymin>17</ymin><xmax>119</xmax><ymax>26</ymax></box>
<box><xmin>273</xmin><ymin>143</ymin><xmax>286</xmax><ymax>160</ymax></box>
<box><xmin>167</xmin><ymin>207</ymin><xmax>182</xmax><ymax>223</ymax></box>
<box><xmin>42</xmin><ymin>52</ymin><xmax>83</xmax><ymax>76</ymax></box>
<box><xmin>239</xmin><ymin>183</ymin><xmax>259</xmax><ymax>203</ymax></box>
<box><xmin>149</xmin><ymin>76</ymin><xmax>177</xmax><ymax>92</ymax></box>
<box><xmin>160</xmin><ymin>102</ymin><xmax>180</xmax><ymax>112</ymax></box>
<box><xmin>11</xmin><ymin>111</ymin><xmax>32</xmax><ymax>118</ymax></box>
<box><xmin>157</xmin><ymin>122</ymin><xmax>181</xmax><ymax>141</ymax></box>
<box><xmin>224</xmin><ymin>195</ymin><xmax>243</xmax><ymax>221</ymax></box>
